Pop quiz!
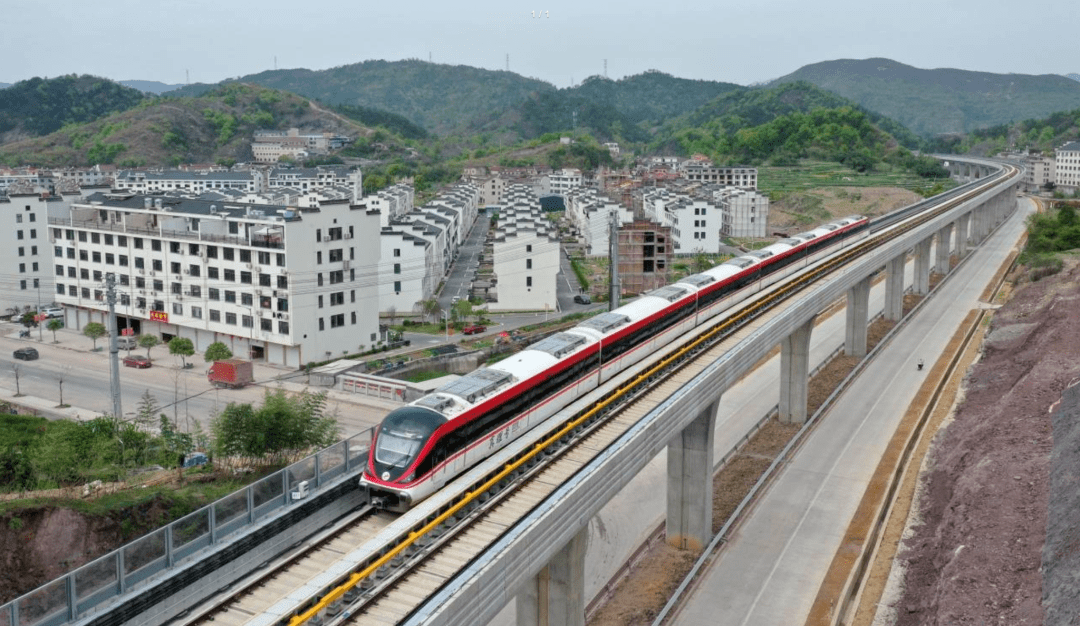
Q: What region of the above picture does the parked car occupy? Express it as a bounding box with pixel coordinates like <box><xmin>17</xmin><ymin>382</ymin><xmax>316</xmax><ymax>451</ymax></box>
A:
<box><xmin>117</xmin><ymin>336</ymin><xmax>138</xmax><ymax>350</ymax></box>
<box><xmin>43</xmin><ymin>307</ymin><xmax>63</xmax><ymax>319</ymax></box>
<box><xmin>574</xmin><ymin>294</ymin><xmax>592</xmax><ymax>305</ymax></box>
<box><xmin>123</xmin><ymin>355</ymin><xmax>152</xmax><ymax>368</ymax></box>
<box><xmin>13</xmin><ymin>347</ymin><xmax>39</xmax><ymax>361</ymax></box>
<box><xmin>462</xmin><ymin>324</ymin><xmax>487</xmax><ymax>335</ymax></box>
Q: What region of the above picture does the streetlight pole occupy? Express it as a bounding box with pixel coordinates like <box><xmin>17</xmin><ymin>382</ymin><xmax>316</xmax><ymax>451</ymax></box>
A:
<box><xmin>444</xmin><ymin>310</ymin><xmax>448</xmax><ymax>344</ymax></box>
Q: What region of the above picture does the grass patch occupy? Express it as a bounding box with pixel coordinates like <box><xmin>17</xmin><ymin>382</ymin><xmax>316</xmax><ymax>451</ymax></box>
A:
<box><xmin>401</xmin><ymin>370</ymin><xmax>451</xmax><ymax>384</ymax></box>
<box><xmin>759</xmin><ymin>160</ymin><xmax>956</xmax><ymax>198</ymax></box>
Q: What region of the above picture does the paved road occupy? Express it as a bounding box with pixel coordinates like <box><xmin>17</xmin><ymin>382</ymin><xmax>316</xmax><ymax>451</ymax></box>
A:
<box><xmin>438</xmin><ymin>215</ymin><xmax>490</xmax><ymax>311</ymax></box>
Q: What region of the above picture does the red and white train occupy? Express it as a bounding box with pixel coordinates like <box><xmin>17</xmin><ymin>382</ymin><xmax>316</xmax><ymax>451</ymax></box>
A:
<box><xmin>361</xmin><ymin>215</ymin><xmax>870</xmax><ymax>511</ymax></box>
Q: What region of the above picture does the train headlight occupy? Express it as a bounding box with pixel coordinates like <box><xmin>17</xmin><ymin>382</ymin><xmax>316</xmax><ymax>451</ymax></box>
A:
<box><xmin>381</xmin><ymin>472</ymin><xmax>390</xmax><ymax>480</ymax></box>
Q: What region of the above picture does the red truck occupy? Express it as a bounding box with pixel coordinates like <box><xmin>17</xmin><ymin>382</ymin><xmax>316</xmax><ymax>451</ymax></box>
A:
<box><xmin>207</xmin><ymin>359</ymin><xmax>254</xmax><ymax>389</ymax></box>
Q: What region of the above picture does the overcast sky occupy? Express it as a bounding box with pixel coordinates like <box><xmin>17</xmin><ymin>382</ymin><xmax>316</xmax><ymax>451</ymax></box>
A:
<box><xmin>4</xmin><ymin>0</ymin><xmax>1078</xmax><ymax>88</ymax></box>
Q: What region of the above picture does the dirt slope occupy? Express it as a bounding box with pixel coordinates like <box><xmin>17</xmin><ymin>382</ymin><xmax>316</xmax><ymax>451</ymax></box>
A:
<box><xmin>889</xmin><ymin>257</ymin><xmax>1080</xmax><ymax>624</ymax></box>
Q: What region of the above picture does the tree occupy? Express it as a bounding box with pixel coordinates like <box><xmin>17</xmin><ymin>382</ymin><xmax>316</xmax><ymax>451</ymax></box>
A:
<box><xmin>135</xmin><ymin>389</ymin><xmax>161</xmax><ymax>428</ymax></box>
<box><xmin>83</xmin><ymin>322</ymin><xmax>107</xmax><ymax>350</ymax></box>
<box><xmin>452</xmin><ymin>299</ymin><xmax>474</xmax><ymax>324</ymax></box>
<box><xmin>46</xmin><ymin>318</ymin><xmax>63</xmax><ymax>343</ymax></box>
<box><xmin>204</xmin><ymin>341</ymin><xmax>232</xmax><ymax>363</ymax></box>
<box><xmin>11</xmin><ymin>363</ymin><xmax>22</xmax><ymax>397</ymax></box>
<box><xmin>211</xmin><ymin>389</ymin><xmax>338</xmax><ymax>463</ymax></box>
<box><xmin>19</xmin><ymin>311</ymin><xmax>36</xmax><ymax>328</ymax></box>
<box><xmin>418</xmin><ymin>298</ymin><xmax>442</xmax><ymax>324</ymax></box>
<box><xmin>168</xmin><ymin>336</ymin><xmax>195</xmax><ymax>368</ymax></box>
<box><xmin>138</xmin><ymin>334</ymin><xmax>160</xmax><ymax>359</ymax></box>
<box><xmin>57</xmin><ymin>366</ymin><xmax>71</xmax><ymax>408</ymax></box>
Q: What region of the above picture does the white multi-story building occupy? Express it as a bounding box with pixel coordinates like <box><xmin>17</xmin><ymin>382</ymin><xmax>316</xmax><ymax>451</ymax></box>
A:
<box><xmin>490</xmin><ymin>186</ymin><xmax>560</xmax><ymax>312</ymax></box>
<box><xmin>472</xmin><ymin>175</ymin><xmax>507</xmax><ymax>206</ymax></box>
<box><xmin>713</xmin><ymin>188</ymin><xmax>769</xmax><ymax>238</ymax></box>
<box><xmin>540</xmin><ymin>168</ymin><xmax>583</xmax><ymax>197</ymax></box>
<box><xmin>1054</xmin><ymin>142</ymin><xmax>1080</xmax><ymax>194</ymax></box>
<box><xmin>266</xmin><ymin>167</ymin><xmax>355</xmax><ymax>191</ymax></box>
<box><xmin>47</xmin><ymin>192</ymin><xmax>380</xmax><ymax>367</ymax></box>
<box><xmin>367</xmin><ymin>184</ymin><xmax>416</xmax><ymax>227</ymax></box>
<box><xmin>1022</xmin><ymin>155</ymin><xmax>1056</xmax><ymax>193</ymax></box>
<box><xmin>115</xmin><ymin>170</ymin><xmax>264</xmax><ymax>194</ymax></box>
<box><xmin>641</xmin><ymin>188</ymin><xmax>723</xmax><ymax>253</ymax></box>
<box><xmin>681</xmin><ymin>164</ymin><xmax>758</xmax><ymax>190</ymax></box>
<box><xmin>564</xmin><ymin>188</ymin><xmax>633</xmax><ymax>256</ymax></box>
<box><xmin>378</xmin><ymin>228</ymin><xmax>437</xmax><ymax>314</ymax></box>
<box><xmin>0</xmin><ymin>193</ymin><xmax>67</xmax><ymax>313</ymax></box>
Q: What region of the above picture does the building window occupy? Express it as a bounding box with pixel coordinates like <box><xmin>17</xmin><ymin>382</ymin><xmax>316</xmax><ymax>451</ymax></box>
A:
<box><xmin>279</xmin><ymin>321</ymin><xmax>289</xmax><ymax>334</ymax></box>
<box><xmin>20</xmin><ymin>280</ymin><xmax>26</xmax><ymax>290</ymax></box>
<box><xmin>316</xmin><ymin>251</ymin><xmax>323</xmax><ymax>264</ymax></box>
<box><xmin>317</xmin><ymin>273</ymin><xmax>323</xmax><ymax>287</ymax></box>
<box><xmin>241</xmin><ymin>315</ymin><xmax>253</xmax><ymax>328</ymax></box>
<box><xmin>393</xmin><ymin>248</ymin><xmax>401</xmax><ymax>257</ymax></box>
<box><xmin>330</xmin><ymin>292</ymin><xmax>344</xmax><ymax>306</ymax></box>
<box><xmin>526</xmin><ymin>244</ymin><xmax>532</xmax><ymax>252</ymax></box>
<box><xmin>172</xmin><ymin>303</ymin><xmax>183</xmax><ymax>315</ymax></box>
<box><xmin>153</xmin><ymin>279</ymin><xmax>163</xmax><ymax>291</ymax></box>
<box><xmin>17</xmin><ymin>231</ymin><xmax>23</xmax><ymax>240</ymax></box>
<box><xmin>329</xmin><ymin>249</ymin><xmax>343</xmax><ymax>262</ymax></box>
<box><xmin>225</xmin><ymin>312</ymin><xmax>237</xmax><ymax>325</ymax></box>
<box><xmin>119</xmin><ymin>255</ymin><xmax>128</xmax><ymax>266</ymax></box>
<box><xmin>15</xmin><ymin>214</ymin><xmax>21</xmax><ymax>223</ymax></box>
<box><xmin>239</xmin><ymin>249</ymin><xmax>251</xmax><ymax>263</ymax></box>
<box><xmin>526</xmin><ymin>276</ymin><xmax>532</xmax><ymax>287</ymax></box>
<box><xmin>240</xmin><ymin>271</ymin><xmax>252</xmax><ymax>284</ymax></box>
<box><xmin>224</xmin><ymin>269</ymin><xmax>235</xmax><ymax>282</ymax></box>
<box><xmin>151</xmin><ymin>240</ymin><xmax>161</xmax><ymax>251</ymax></box>
<box><xmin>329</xmin><ymin>270</ymin><xmax>343</xmax><ymax>284</ymax></box>
<box><xmin>153</xmin><ymin>259</ymin><xmax>163</xmax><ymax>271</ymax></box>
<box><xmin>526</xmin><ymin>259</ymin><xmax>532</xmax><ymax>269</ymax></box>
<box><xmin>209</xmin><ymin>309</ymin><xmax>221</xmax><ymax>322</ymax></box>
<box><xmin>319</xmin><ymin>318</ymin><xmax>324</xmax><ymax>331</ymax></box>
<box><xmin>208</xmin><ymin>266</ymin><xmax>219</xmax><ymax>279</ymax></box>
<box><xmin>241</xmin><ymin>293</ymin><xmax>253</xmax><ymax>306</ymax></box>
<box><xmin>393</xmin><ymin>263</ymin><xmax>401</xmax><ymax>274</ymax></box>
<box><xmin>225</xmin><ymin>290</ymin><xmax>236</xmax><ymax>303</ymax></box>
<box><xmin>209</xmin><ymin>288</ymin><xmax>220</xmax><ymax>301</ymax></box>
<box><xmin>277</xmin><ymin>275</ymin><xmax>288</xmax><ymax>289</ymax></box>
<box><xmin>190</xmin><ymin>285</ymin><xmax>201</xmax><ymax>298</ymax></box>
<box><xmin>330</xmin><ymin>314</ymin><xmax>345</xmax><ymax>328</ymax></box>
<box><xmin>318</xmin><ymin>295</ymin><xmax>324</xmax><ymax>308</ymax></box>
<box><xmin>223</xmin><ymin>247</ymin><xmax>234</xmax><ymax>261</ymax></box>
<box><xmin>191</xmin><ymin>306</ymin><xmax>202</xmax><ymax>319</ymax></box>
<box><xmin>394</xmin><ymin>280</ymin><xmax>401</xmax><ymax>293</ymax></box>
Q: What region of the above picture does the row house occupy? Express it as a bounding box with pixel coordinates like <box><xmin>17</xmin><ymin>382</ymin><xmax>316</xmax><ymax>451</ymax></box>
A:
<box><xmin>378</xmin><ymin>228</ymin><xmax>437</xmax><ymax>315</ymax></box>
<box><xmin>489</xmin><ymin>185</ymin><xmax>560</xmax><ymax>312</ymax></box>
<box><xmin>367</xmin><ymin>184</ymin><xmax>416</xmax><ymax>227</ymax></box>
<box><xmin>564</xmin><ymin>188</ymin><xmax>633</xmax><ymax>256</ymax></box>
<box><xmin>115</xmin><ymin>170</ymin><xmax>264</xmax><ymax>194</ymax></box>
<box><xmin>266</xmin><ymin>167</ymin><xmax>355</xmax><ymax>191</ymax></box>
<box><xmin>46</xmin><ymin>192</ymin><xmax>380</xmax><ymax>367</ymax></box>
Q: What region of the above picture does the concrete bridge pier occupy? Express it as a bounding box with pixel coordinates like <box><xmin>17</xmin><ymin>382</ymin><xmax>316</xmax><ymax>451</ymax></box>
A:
<box><xmin>666</xmin><ymin>398</ymin><xmax>719</xmax><ymax>551</ymax></box>
<box><xmin>844</xmin><ymin>275</ymin><xmax>871</xmax><ymax>357</ymax></box>
<box><xmin>884</xmin><ymin>257</ymin><xmax>905</xmax><ymax>322</ymax></box>
<box><xmin>936</xmin><ymin>223</ymin><xmax>953</xmax><ymax>273</ymax></box>
<box><xmin>913</xmin><ymin>238</ymin><xmax>932</xmax><ymax>295</ymax></box>
<box><xmin>516</xmin><ymin>527</ymin><xmax>588</xmax><ymax>626</ymax></box>
<box><xmin>956</xmin><ymin>213</ymin><xmax>970</xmax><ymax>257</ymax></box>
<box><xmin>779</xmin><ymin>317</ymin><xmax>815</xmax><ymax>424</ymax></box>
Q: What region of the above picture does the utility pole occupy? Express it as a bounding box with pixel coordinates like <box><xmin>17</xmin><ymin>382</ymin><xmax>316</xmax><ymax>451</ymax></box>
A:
<box><xmin>35</xmin><ymin>280</ymin><xmax>42</xmax><ymax>342</ymax></box>
<box><xmin>608</xmin><ymin>211</ymin><xmax>620</xmax><ymax>310</ymax></box>
<box><xmin>105</xmin><ymin>273</ymin><xmax>123</xmax><ymax>419</ymax></box>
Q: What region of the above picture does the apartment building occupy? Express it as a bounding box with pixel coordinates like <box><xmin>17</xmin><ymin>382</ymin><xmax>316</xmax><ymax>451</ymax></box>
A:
<box><xmin>564</xmin><ymin>188</ymin><xmax>633</xmax><ymax>256</ymax></box>
<box><xmin>641</xmin><ymin>188</ymin><xmax>723</xmax><ymax>253</ymax></box>
<box><xmin>681</xmin><ymin>164</ymin><xmax>758</xmax><ymax>190</ymax></box>
<box><xmin>379</xmin><ymin>228</ymin><xmax>437</xmax><ymax>315</ymax></box>
<box><xmin>47</xmin><ymin>192</ymin><xmax>380</xmax><ymax>367</ymax></box>
<box><xmin>1055</xmin><ymin>142</ymin><xmax>1080</xmax><ymax>194</ymax></box>
<box><xmin>115</xmin><ymin>170</ymin><xmax>264</xmax><ymax>194</ymax></box>
<box><xmin>490</xmin><ymin>185</ymin><xmax>560</xmax><ymax>312</ymax></box>
<box><xmin>0</xmin><ymin>193</ymin><xmax>67</xmax><ymax>313</ymax></box>
<box><xmin>266</xmin><ymin>167</ymin><xmax>355</xmax><ymax>191</ymax></box>
<box><xmin>1022</xmin><ymin>155</ymin><xmax>1056</xmax><ymax>192</ymax></box>
<box><xmin>540</xmin><ymin>168</ymin><xmax>583</xmax><ymax>197</ymax></box>
<box><xmin>711</xmin><ymin>187</ymin><xmax>769</xmax><ymax>238</ymax></box>
<box><xmin>366</xmin><ymin>184</ymin><xmax>416</xmax><ymax>227</ymax></box>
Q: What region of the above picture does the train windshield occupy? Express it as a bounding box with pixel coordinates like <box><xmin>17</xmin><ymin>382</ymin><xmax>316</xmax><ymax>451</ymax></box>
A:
<box><xmin>372</xmin><ymin>406</ymin><xmax>446</xmax><ymax>482</ymax></box>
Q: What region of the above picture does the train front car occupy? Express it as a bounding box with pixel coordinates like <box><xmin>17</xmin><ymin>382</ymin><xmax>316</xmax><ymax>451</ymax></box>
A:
<box><xmin>363</xmin><ymin>405</ymin><xmax>447</xmax><ymax>510</ymax></box>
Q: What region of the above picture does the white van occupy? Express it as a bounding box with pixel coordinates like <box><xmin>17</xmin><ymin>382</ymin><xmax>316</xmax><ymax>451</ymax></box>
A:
<box><xmin>117</xmin><ymin>336</ymin><xmax>137</xmax><ymax>350</ymax></box>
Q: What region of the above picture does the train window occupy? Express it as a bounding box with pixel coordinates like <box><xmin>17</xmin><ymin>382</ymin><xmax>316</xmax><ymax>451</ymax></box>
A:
<box><xmin>723</xmin><ymin>257</ymin><xmax>757</xmax><ymax>269</ymax></box>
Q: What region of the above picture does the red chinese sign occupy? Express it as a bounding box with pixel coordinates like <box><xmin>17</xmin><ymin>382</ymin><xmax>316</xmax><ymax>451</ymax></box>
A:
<box><xmin>122</xmin><ymin>328</ymin><xmax>134</xmax><ymax>336</ymax></box>
<box><xmin>149</xmin><ymin>310</ymin><xmax>169</xmax><ymax>323</ymax></box>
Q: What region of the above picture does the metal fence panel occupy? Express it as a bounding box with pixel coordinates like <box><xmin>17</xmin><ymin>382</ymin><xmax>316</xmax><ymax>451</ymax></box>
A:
<box><xmin>346</xmin><ymin>430</ymin><xmax>372</xmax><ymax>470</ymax></box>
<box><xmin>171</xmin><ymin>508</ymin><xmax>211</xmax><ymax>563</ymax></box>
<box><xmin>318</xmin><ymin>442</ymin><xmax>346</xmax><ymax>483</ymax></box>
<box><xmin>251</xmin><ymin>471</ymin><xmax>285</xmax><ymax>520</ymax></box>
<box><xmin>16</xmin><ymin>578</ymin><xmax>66</xmax><ymax>626</ymax></box>
<box><xmin>289</xmin><ymin>457</ymin><xmax>315</xmax><ymax>488</ymax></box>
<box><xmin>121</xmin><ymin>529</ymin><xmax>166</xmax><ymax>589</ymax></box>
<box><xmin>73</xmin><ymin>554</ymin><xmax>118</xmax><ymax>616</ymax></box>
<box><xmin>213</xmin><ymin>490</ymin><xmax>250</xmax><ymax>539</ymax></box>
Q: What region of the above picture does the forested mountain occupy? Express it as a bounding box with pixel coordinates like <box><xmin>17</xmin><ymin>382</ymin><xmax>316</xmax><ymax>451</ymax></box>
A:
<box><xmin>0</xmin><ymin>84</ymin><xmax>377</xmax><ymax>168</ymax></box>
<box><xmin>654</xmin><ymin>82</ymin><xmax>936</xmax><ymax>173</ymax></box>
<box><xmin>166</xmin><ymin>60</ymin><xmax>554</xmax><ymax>135</ymax></box>
<box><xmin>931</xmin><ymin>105</ymin><xmax>1080</xmax><ymax>156</ymax></box>
<box><xmin>0</xmin><ymin>75</ymin><xmax>148</xmax><ymax>144</ymax></box>
<box><xmin>772</xmin><ymin>58</ymin><xmax>1080</xmax><ymax>136</ymax></box>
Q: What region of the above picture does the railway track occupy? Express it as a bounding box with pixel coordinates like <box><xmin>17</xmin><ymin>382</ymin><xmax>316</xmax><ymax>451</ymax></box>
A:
<box><xmin>188</xmin><ymin>166</ymin><xmax>1017</xmax><ymax>626</ymax></box>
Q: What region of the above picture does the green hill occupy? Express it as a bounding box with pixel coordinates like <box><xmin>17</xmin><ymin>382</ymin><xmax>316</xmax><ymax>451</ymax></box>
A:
<box><xmin>167</xmin><ymin>60</ymin><xmax>554</xmax><ymax>135</ymax></box>
<box><xmin>932</xmin><ymin>105</ymin><xmax>1080</xmax><ymax>156</ymax></box>
<box><xmin>654</xmin><ymin>82</ymin><xmax>936</xmax><ymax>174</ymax></box>
<box><xmin>0</xmin><ymin>83</ymin><xmax>380</xmax><ymax>168</ymax></box>
<box><xmin>0</xmin><ymin>75</ymin><xmax>148</xmax><ymax>144</ymax></box>
<box><xmin>772</xmin><ymin>58</ymin><xmax>1080</xmax><ymax>136</ymax></box>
